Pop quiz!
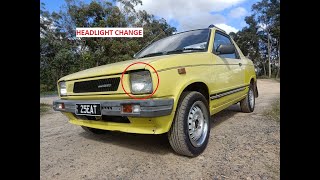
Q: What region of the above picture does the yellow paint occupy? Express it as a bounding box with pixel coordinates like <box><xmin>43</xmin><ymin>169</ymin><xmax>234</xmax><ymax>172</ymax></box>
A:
<box><xmin>58</xmin><ymin>27</ymin><xmax>256</xmax><ymax>134</ymax></box>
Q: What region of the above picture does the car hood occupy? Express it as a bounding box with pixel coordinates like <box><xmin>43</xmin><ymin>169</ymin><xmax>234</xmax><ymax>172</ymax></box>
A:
<box><xmin>59</xmin><ymin>52</ymin><xmax>210</xmax><ymax>81</ymax></box>
<box><xmin>59</xmin><ymin>56</ymin><xmax>163</xmax><ymax>81</ymax></box>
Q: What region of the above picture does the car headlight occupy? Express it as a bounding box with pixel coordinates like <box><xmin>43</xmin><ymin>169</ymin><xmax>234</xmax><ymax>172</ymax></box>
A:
<box><xmin>59</xmin><ymin>81</ymin><xmax>67</xmax><ymax>96</ymax></box>
<box><xmin>130</xmin><ymin>70</ymin><xmax>153</xmax><ymax>94</ymax></box>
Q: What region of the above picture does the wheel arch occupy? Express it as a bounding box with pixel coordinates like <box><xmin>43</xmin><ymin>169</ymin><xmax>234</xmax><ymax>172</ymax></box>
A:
<box><xmin>248</xmin><ymin>76</ymin><xmax>258</xmax><ymax>98</ymax></box>
<box><xmin>177</xmin><ymin>81</ymin><xmax>210</xmax><ymax>104</ymax></box>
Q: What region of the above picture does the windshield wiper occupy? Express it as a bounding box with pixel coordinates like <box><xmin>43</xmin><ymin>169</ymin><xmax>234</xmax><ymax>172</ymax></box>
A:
<box><xmin>183</xmin><ymin>47</ymin><xmax>205</xmax><ymax>51</ymax></box>
<box><xmin>161</xmin><ymin>48</ymin><xmax>205</xmax><ymax>55</ymax></box>
<box><xmin>138</xmin><ymin>48</ymin><xmax>205</xmax><ymax>58</ymax></box>
<box><xmin>138</xmin><ymin>52</ymin><xmax>165</xmax><ymax>58</ymax></box>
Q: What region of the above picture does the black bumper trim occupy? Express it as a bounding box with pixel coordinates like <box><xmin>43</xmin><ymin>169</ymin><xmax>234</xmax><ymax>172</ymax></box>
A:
<box><xmin>53</xmin><ymin>99</ymin><xmax>174</xmax><ymax>117</ymax></box>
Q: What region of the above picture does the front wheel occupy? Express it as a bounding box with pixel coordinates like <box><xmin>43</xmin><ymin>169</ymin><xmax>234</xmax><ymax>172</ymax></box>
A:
<box><xmin>240</xmin><ymin>84</ymin><xmax>255</xmax><ymax>113</ymax></box>
<box><xmin>168</xmin><ymin>91</ymin><xmax>210</xmax><ymax>157</ymax></box>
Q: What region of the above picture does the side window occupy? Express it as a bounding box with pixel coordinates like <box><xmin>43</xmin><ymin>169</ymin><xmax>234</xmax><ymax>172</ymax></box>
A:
<box><xmin>213</xmin><ymin>32</ymin><xmax>238</xmax><ymax>59</ymax></box>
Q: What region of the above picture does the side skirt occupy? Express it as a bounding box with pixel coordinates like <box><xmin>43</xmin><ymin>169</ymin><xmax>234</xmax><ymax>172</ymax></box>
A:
<box><xmin>210</xmin><ymin>94</ymin><xmax>247</xmax><ymax>115</ymax></box>
<box><xmin>210</xmin><ymin>85</ymin><xmax>249</xmax><ymax>100</ymax></box>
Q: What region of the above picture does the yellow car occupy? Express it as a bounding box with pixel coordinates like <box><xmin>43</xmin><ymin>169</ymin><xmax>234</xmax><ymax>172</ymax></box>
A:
<box><xmin>53</xmin><ymin>25</ymin><xmax>258</xmax><ymax>157</ymax></box>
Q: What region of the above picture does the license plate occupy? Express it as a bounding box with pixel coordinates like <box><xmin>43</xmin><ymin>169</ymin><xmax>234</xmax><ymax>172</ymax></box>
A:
<box><xmin>76</xmin><ymin>104</ymin><xmax>101</xmax><ymax>116</ymax></box>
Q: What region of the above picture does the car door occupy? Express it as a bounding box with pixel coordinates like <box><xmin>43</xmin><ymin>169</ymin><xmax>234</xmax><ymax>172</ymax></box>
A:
<box><xmin>210</xmin><ymin>31</ymin><xmax>245</xmax><ymax>107</ymax></box>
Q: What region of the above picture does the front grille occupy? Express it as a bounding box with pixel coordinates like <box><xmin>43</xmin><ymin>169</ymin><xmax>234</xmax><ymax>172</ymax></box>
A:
<box><xmin>73</xmin><ymin>77</ymin><xmax>120</xmax><ymax>93</ymax></box>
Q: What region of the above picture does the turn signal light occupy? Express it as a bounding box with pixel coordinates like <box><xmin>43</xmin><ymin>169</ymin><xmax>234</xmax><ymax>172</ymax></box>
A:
<box><xmin>122</xmin><ymin>104</ymin><xmax>132</xmax><ymax>113</ymax></box>
<box><xmin>57</xmin><ymin>103</ymin><xmax>65</xmax><ymax>109</ymax></box>
<box><xmin>121</xmin><ymin>104</ymin><xmax>141</xmax><ymax>113</ymax></box>
<box><xmin>132</xmin><ymin>105</ymin><xmax>141</xmax><ymax>113</ymax></box>
<box><xmin>178</xmin><ymin>68</ymin><xmax>186</xmax><ymax>74</ymax></box>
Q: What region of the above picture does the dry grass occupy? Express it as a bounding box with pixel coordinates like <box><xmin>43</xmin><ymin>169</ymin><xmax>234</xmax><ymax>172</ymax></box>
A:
<box><xmin>40</xmin><ymin>103</ymin><xmax>51</xmax><ymax>116</ymax></box>
<box><xmin>264</xmin><ymin>98</ymin><xmax>280</xmax><ymax>122</ymax></box>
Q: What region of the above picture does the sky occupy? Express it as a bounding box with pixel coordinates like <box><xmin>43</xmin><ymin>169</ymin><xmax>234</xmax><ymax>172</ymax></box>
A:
<box><xmin>41</xmin><ymin>0</ymin><xmax>261</xmax><ymax>34</ymax></box>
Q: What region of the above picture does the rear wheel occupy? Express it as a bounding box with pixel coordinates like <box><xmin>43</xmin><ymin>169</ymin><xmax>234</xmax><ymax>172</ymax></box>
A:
<box><xmin>168</xmin><ymin>91</ymin><xmax>210</xmax><ymax>157</ymax></box>
<box><xmin>240</xmin><ymin>84</ymin><xmax>255</xmax><ymax>113</ymax></box>
<box><xmin>81</xmin><ymin>126</ymin><xmax>108</xmax><ymax>134</ymax></box>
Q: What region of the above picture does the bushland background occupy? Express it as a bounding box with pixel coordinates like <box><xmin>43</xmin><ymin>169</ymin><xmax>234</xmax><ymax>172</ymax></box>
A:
<box><xmin>40</xmin><ymin>0</ymin><xmax>280</xmax><ymax>93</ymax></box>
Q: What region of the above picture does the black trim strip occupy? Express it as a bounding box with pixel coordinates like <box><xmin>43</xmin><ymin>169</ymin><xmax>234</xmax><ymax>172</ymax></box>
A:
<box><xmin>62</xmin><ymin>69</ymin><xmax>145</xmax><ymax>82</ymax></box>
<box><xmin>157</xmin><ymin>63</ymin><xmax>249</xmax><ymax>73</ymax></box>
<box><xmin>157</xmin><ymin>64</ymin><xmax>213</xmax><ymax>72</ymax></box>
<box><xmin>210</xmin><ymin>84</ymin><xmax>249</xmax><ymax>100</ymax></box>
<box><xmin>63</xmin><ymin>73</ymin><xmax>123</xmax><ymax>82</ymax></box>
<box><xmin>65</xmin><ymin>93</ymin><xmax>125</xmax><ymax>96</ymax></box>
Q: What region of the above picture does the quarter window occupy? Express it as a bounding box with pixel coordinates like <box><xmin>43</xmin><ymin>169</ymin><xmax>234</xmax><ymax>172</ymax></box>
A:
<box><xmin>213</xmin><ymin>32</ymin><xmax>238</xmax><ymax>59</ymax></box>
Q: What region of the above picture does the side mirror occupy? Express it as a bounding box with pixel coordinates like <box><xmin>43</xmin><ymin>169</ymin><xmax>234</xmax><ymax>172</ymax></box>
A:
<box><xmin>216</xmin><ymin>44</ymin><xmax>235</xmax><ymax>54</ymax></box>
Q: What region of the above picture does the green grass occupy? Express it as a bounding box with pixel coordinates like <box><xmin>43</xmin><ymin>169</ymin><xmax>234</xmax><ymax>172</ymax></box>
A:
<box><xmin>40</xmin><ymin>91</ymin><xmax>58</xmax><ymax>97</ymax></box>
<box><xmin>40</xmin><ymin>103</ymin><xmax>51</xmax><ymax>116</ymax></box>
<box><xmin>264</xmin><ymin>98</ymin><xmax>280</xmax><ymax>122</ymax></box>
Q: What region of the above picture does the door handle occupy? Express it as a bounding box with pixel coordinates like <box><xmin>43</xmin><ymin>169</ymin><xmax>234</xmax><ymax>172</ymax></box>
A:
<box><xmin>239</xmin><ymin>63</ymin><xmax>242</xmax><ymax>66</ymax></box>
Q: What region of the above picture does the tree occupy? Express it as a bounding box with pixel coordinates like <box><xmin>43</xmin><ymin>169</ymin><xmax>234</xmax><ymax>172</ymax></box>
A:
<box><xmin>231</xmin><ymin>0</ymin><xmax>280</xmax><ymax>78</ymax></box>
<box><xmin>40</xmin><ymin>0</ymin><xmax>176</xmax><ymax>92</ymax></box>
<box><xmin>252</xmin><ymin>0</ymin><xmax>280</xmax><ymax>78</ymax></box>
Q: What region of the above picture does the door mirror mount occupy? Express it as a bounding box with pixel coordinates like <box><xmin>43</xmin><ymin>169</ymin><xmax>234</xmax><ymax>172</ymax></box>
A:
<box><xmin>216</xmin><ymin>44</ymin><xmax>235</xmax><ymax>54</ymax></box>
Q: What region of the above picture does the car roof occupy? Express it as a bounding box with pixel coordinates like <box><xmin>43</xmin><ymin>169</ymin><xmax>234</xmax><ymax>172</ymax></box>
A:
<box><xmin>173</xmin><ymin>26</ymin><xmax>226</xmax><ymax>36</ymax></box>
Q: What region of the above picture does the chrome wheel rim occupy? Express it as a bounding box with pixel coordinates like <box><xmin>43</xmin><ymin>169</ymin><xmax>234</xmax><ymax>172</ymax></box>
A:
<box><xmin>249</xmin><ymin>88</ymin><xmax>254</xmax><ymax>108</ymax></box>
<box><xmin>187</xmin><ymin>101</ymin><xmax>208</xmax><ymax>147</ymax></box>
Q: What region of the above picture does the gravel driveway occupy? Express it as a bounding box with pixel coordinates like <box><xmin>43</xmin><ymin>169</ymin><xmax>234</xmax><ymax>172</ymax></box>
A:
<box><xmin>40</xmin><ymin>79</ymin><xmax>280</xmax><ymax>180</ymax></box>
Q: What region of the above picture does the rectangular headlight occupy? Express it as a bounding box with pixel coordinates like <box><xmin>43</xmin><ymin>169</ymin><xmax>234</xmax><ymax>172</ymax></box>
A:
<box><xmin>130</xmin><ymin>70</ymin><xmax>153</xmax><ymax>94</ymax></box>
<box><xmin>59</xmin><ymin>81</ymin><xmax>67</xmax><ymax>96</ymax></box>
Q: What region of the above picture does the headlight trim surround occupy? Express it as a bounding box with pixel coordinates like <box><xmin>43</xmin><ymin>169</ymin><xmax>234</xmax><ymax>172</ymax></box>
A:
<box><xmin>129</xmin><ymin>70</ymin><xmax>153</xmax><ymax>94</ymax></box>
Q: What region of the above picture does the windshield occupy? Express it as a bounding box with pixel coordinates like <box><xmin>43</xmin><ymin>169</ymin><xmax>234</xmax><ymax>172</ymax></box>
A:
<box><xmin>136</xmin><ymin>29</ymin><xmax>210</xmax><ymax>58</ymax></box>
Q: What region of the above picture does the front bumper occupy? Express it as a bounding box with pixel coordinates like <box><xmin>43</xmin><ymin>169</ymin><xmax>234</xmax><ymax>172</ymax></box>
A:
<box><xmin>53</xmin><ymin>98</ymin><xmax>174</xmax><ymax>117</ymax></box>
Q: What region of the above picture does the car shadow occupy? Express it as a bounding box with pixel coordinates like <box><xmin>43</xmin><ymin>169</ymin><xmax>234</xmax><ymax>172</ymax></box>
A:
<box><xmin>211</xmin><ymin>104</ymin><xmax>241</xmax><ymax>128</ymax></box>
<box><xmin>79</xmin><ymin>104</ymin><xmax>241</xmax><ymax>155</ymax></box>
<box><xmin>79</xmin><ymin>130</ymin><xmax>172</xmax><ymax>155</ymax></box>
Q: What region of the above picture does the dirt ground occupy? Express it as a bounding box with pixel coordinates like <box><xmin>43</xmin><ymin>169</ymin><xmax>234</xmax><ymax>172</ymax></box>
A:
<box><xmin>40</xmin><ymin>79</ymin><xmax>280</xmax><ymax>180</ymax></box>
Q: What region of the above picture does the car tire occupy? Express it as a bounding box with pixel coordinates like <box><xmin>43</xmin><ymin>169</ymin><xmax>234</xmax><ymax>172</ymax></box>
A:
<box><xmin>81</xmin><ymin>126</ymin><xmax>108</xmax><ymax>134</ymax></box>
<box><xmin>240</xmin><ymin>84</ymin><xmax>255</xmax><ymax>113</ymax></box>
<box><xmin>168</xmin><ymin>91</ymin><xmax>210</xmax><ymax>157</ymax></box>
